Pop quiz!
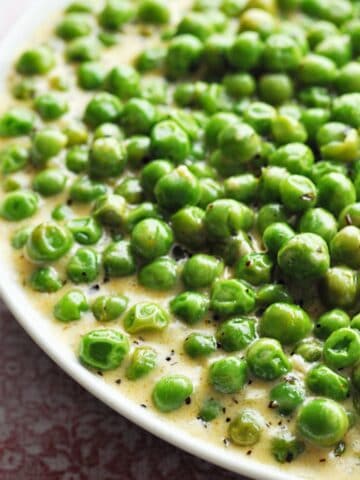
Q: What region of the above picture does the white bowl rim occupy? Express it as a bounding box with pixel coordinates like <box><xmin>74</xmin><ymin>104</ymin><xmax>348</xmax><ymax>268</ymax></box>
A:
<box><xmin>0</xmin><ymin>3</ymin><xmax>302</xmax><ymax>479</ymax></box>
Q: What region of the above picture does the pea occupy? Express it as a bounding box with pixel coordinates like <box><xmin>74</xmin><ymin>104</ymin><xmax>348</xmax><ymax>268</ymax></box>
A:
<box><xmin>0</xmin><ymin>108</ymin><xmax>35</xmax><ymax>138</ymax></box>
<box><xmin>235</xmin><ymin>252</ymin><xmax>273</xmax><ymax>286</ymax></box>
<box><xmin>331</xmin><ymin>226</ymin><xmax>360</xmax><ymax>269</ymax></box>
<box><xmin>152</xmin><ymin>375</ymin><xmax>193</xmax><ymax>412</ymax></box>
<box><xmin>170</xmin><ymin>292</ymin><xmax>209</xmax><ymax>325</ymax></box>
<box><xmin>138</xmin><ymin>256</ymin><xmax>177</xmax><ymax>291</ymax></box>
<box><xmin>216</xmin><ymin>317</ymin><xmax>256</xmax><ymax>352</ymax></box>
<box><xmin>338</xmin><ymin>203</ymin><xmax>360</xmax><ymax>229</ymax></box>
<box><xmin>63</xmin><ymin>121</ymin><xmax>88</xmax><ymax>146</ymax></box>
<box><xmin>131</xmin><ymin>218</ymin><xmax>173</xmax><ymax>261</ymax></box>
<box><xmin>66</xmin><ymin>247</ymin><xmax>99</xmax><ymax>284</ymax></box>
<box><xmin>29</xmin><ymin>266</ymin><xmax>63</xmax><ymax>293</ymax></box>
<box><xmin>136</xmin><ymin>47</ymin><xmax>166</xmax><ymax>73</ymax></box>
<box><xmin>323</xmin><ymin>327</ymin><xmax>360</xmax><ymax>369</ymax></box>
<box><xmin>123</xmin><ymin>302</ymin><xmax>169</xmax><ymax>333</ymax></box>
<box><xmin>183</xmin><ymin>333</ymin><xmax>217</xmax><ymax>358</ymax></box>
<box><xmin>54</xmin><ymin>289</ymin><xmax>88</xmax><ymax>322</ymax></box>
<box><xmin>269</xmin><ymin>143</ymin><xmax>314</xmax><ymax>176</ymax></box>
<box><xmin>11</xmin><ymin>226</ymin><xmax>32</xmax><ymax>250</ymax></box>
<box><xmin>205</xmin><ymin>199</ymin><xmax>254</xmax><ymax>239</ymax></box>
<box><xmin>0</xmin><ymin>144</ymin><xmax>29</xmax><ymax>175</ymax></box>
<box><xmin>126</xmin><ymin>202</ymin><xmax>161</xmax><ymax>232</ymax></box>
<box><xmin>294</xmin><ymin>338</ymin><xmax>323</xmax><ymax>362</ymax></box>
<box><xmin>306</xmin><ymin>364</ymin><xmax>350</xmax><ymax>401</ymax></box>
<box><xmin>263</xmin><ymin>223</ymin><xmax>295</xmax><ymax>257</ymax></box>
<box><xmin>259</xmin><ymin>166</ymin><xmax>288</xmax><ymax>203</ymax></box>
<box><xmin>243</xmin><ymin>102</ymin><xmax>276</xmax><ymax>135</ymax></box>
<box><xmin>126</xmin><ymin>346</ymin><xmax>157</xmax><ymax>380</ymax></box>
<box><xmin>16</xmin><ymin>46</ymin><xmax>55</xmax><ymax>75</ymax></box>
<box><xmin>84</xmin><ymin>93</ymin><xmax>122</xmax><ymax>128</ymax></box>
<box><xmin>89</xmin><ymin>137</ymin><xmax>127</xmax><ymax>179</ymax></box>
<box><xmin>317</xmin><ymin>122</ymin><xmax>360</xmax><ymax>163</ymax></box>
<box><xmin>182</xmin><ymin>254</ymin><xmax>224</xmax><ymax>289</ymax></box>
<box><xmin>257</xmin><ymin>203</ymin><xmax>287</xmax><ymax>234</ymax></box>
<box><xmin>198</xmin><ymin>398</ymin><xmax>222</xmax><ymax>422</ymax></box>
<box><xmin>79</xmin><ymin>328</ymin><xmax>130</xmax><ymax>371</ymax></box>
<box><xmin>218</xmin><ymin>122</ymin><xmax>260</xmax><ymax>165</ymax></box>
<box><xmin>318</xmin><ymin>172</ymin><xmax>356</xmax><ymax>216</ymax></box>
<box><xmin>34</xmin><ymin>93</ymin><xmax>68</xmax><ymax>121</ymax></box>
<box><xmin>66</xmin><ymin>145</ymin><xmax>89</xmax><ymax>173</ymax></box>
<box><xmin>99</xmin><ymin>0</ymin><xmax>135</xmax><ymax>30</ymax></box>
<box><xmin>270</xmin><ymin>378</ymin><xmax>305</xmax><ymax>415</ymax></box>
<box><xmin>103</xmin><ymin>241</ymin><xmax>136</xmax><ymax>277</ymax></box>
<box><xmin>66</xmin><ymin>36</ymin><xmax>101</xmax><ymax>63</ymax></box>
<box><xmin>92</xmin><ymin>294</ymin><xmax>128</xmax><ymax>322</ymax></box>
<box><xmin>247</xmin><ymin>338</ymin><xmax>291</xmax><ymax>380</ymax></box>
<box><xmin>155</xmin><ymin>166</ymin><xmax>200</xmax><ymax>211</ymax></box>
<box><xmin>280</xmin><ymin>175</ymin><xmax>317</xmax><ymax>213</ymax></box>
<box><xmin>77</xmin><ymin>62</ymin><xmax>105</xmax><ymax>90</ymax></box>
<box><xmin>227</xmin><ymin>31</ymin><xmax>264</xmax><ymax>71</ymax></box>
<box><xmin>228</xmin><ymin>409</ymin><xmax>263</xmax><ymax>446</ymax></box>
<box><xmin>297</xmin><ymin>398</ymin><xmax>349</xmax><ymax>447</ymax></box>
<box><xmin>351</xmin><ymin>314</ymin><xmax>360</xmax><ymax>332</ymax></box>
<box><xmin>271</xmin><ymin>114</ymin><xmax>308</xmax><ymax>145</ymax></box>
<box><xmin>67</xmin><ymin>216</ymin><xmax>102</xmax><ymax>245</ymax></box>
<box><xmin>121</xmin><ymin>98</ymin><xmax>156</xmax><ymax>136</ymax></box>
<box><xmin>209</xmin><ymin>356</ymin><xmax>248</xmax><ymax>394</ymax></box>
<box><xmin>310</xmin><ymin>161</ymin><xmax>346</xmax><ymax>185</ymax></box>
<box><xmin>32</xmin><ymin>169</ymin><xmax>67</xmax><ymax>197</ymax></box>
<box><xmin>299</xmin><ymin>208</ymin><xmax>337</xmax><ymax>244</ymax></box>
<box><xmin>320</xmin><ymin>266</ymin><xmax>359</xmax><ymax>309</ymax></box>
<box><xmin>205</xmin><ymin>112</ymin><xmax>239</xmax><ymax>149</ymax></box>
<box><xmin>138</xmin><ymin>0</ymin><xmax>170</xmax><ymax>24</ymax></box>
<box><xmin>165</xmin><ymin>34</ymin><xmax>203</xmax><ymax>79</ymax></box>
<box><xmin>31</xmin><ymin>128</ymin><xmax>67</xmax><ymax>166</ymax></box>
<box><xmin>333</xmin><ymin>93</ymin><xmax>360</xmax><ymax>129</ymax></box>
<box><xmin>256</xmin><ymin>284</ymin><xmax>293</xmax><ymax>308</ymax></box>
<box><xmin>0</xmin><ymin>190</ymin><xmax>38</xmax><ymax>222</ymax></box>
<box><xmin>271</xmin><ymin>436</ymin><xmax>305</xmax><ymax>464</ymax></box>
<box><xmin>316</xmin><ymin>309</ymin><xmax>350</xmax><ymax>340</ymax></box>
<box><xmin>151</xmin><ymin>121</ymin><xmax>190</xmax><ymax>164</ymax></box>
<box><xmin>211</xmin><ymin>279</ymin><xmax>256</xmax><ymax>316</ymax></box>
<box><xmin>52</xmin><ymin>204</ymin><xmax>72</xmax><ymax>221</ymax></box>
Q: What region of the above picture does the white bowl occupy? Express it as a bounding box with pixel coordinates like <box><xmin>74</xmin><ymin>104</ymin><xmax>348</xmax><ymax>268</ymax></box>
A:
<box><xmin>0</xmin><ymin>3</ymin><xmax>302</xmax><ymax>479</ymax></box>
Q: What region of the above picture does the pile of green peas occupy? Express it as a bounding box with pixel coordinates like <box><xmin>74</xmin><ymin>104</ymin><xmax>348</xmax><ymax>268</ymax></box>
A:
<box><xmin>2</xmin><ymin>0</ymin><xmax>360</xmax><ymax>464</ymax></box>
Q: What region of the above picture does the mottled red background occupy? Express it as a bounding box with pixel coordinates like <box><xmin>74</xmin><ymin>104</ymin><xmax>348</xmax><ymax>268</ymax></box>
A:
<box><xmin>0</xmin><ymin>3</ymin><xmax>244</xmax><ymax>479</ymax></box>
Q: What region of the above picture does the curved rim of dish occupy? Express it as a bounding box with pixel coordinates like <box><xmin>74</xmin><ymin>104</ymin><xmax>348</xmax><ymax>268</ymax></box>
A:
<box><xmin>0</xmin><ymin>2</ymin><xmax>302</xmax><ymax>479</ymax></box>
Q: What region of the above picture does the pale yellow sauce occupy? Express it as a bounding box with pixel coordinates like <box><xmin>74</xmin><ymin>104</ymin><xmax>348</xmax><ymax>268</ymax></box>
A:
<box><xmin>0</xmin><ymin>1</ymin><xmax>359</xmax><ymax>478</ymax></box>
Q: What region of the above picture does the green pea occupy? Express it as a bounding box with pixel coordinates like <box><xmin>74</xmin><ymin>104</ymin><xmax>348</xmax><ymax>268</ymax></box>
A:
<box><xmin>352</xmin><ymin>363</ymin><xmax>360</xmax><ymax>390</ymax></box>
<box><xmin>235</xmin><ymin>253</ymin><xmax>273</xmax><ymax>286</ymax></box>
<box><xmin>0</xmin><ymin>108</ymin><xmax>35</xmax><ymax>138</ymax></box>
<box><xmin>126</xmin><ymin>202</ymin><xmax>161</xmax><ymax>232</ymax></box>
<box><xmin>32</xmin><ymin>169</ymin><xmax>67</xmax><ymax>197</ymax></box>
<box><xmin>205</xmin><ymin>199</ymin><xmax>254</xmax><ymax>240</ymax></box>
<box><xmin>247</xmin><ymin>338</ymin><xmax>291</xmax><ymax>380</ymax></box>
<box><xmin>297</xmin><ymin>398</ymin><xmax>349</xmax><ymax>447</ymax></box>
<box><xmin>0</xmin><ymin>190</ymin><xmax>38</xmax><ymax>222</ymax></box>
<box><xmin>103</xmin><ymin>241</ymin><xmax>136</xmax><ymax>277</ymax></box>
<box><xmin>301</xmin><ymin>107</ymin><xmax>330</xmax><ymax>143</ymax></box>
<box><xmin>197</xmin><ymin>178</ymin><xmax>224</xmax><ymax>210</ymax></box>
<box><xmin>218</xmin><ymin>122</ymin><xmax>260</xmax><ymax>165</ymax></box>
<box><xmin>11</xmin><ymin>226</ymin><xmax>32</xmax><ymax>250</ymax></box>
<box><xmin>51</xmin><ymin>204</ymin><xmax>71</xmax><ymax>221</ymax></box>
<box><xmin>310</xmin><ymin>161</ymin><xmax>346</xmax><ymax>185</ymax></box>
<box><xmin>165</xmin><ymin>34</ymin><xmax>203</xmax><ymax>79</ymax></box>
<box><xmin>278</xmin><ymin>233</ymin><xmax>330</xmax><ymax>281</ymax></box>
<box><xmin>323</xmin><ymin>327</ymin><xmax>360</xmax><ymax>369</ymax></box>
<box><xmin>79</xmin><ymin>328</ymin><xmax>130</xmax><ymax>370</ymax></box>
<box><xmin>211</xmin><ymin>279</ymin><xmax>256</xmax><ymax>316</ymax></box>
<box><xmin>263</xmin><ymin>223</ymin><xmax>295</xmax><ymax>257</ymax></box>
<box><xmin>67</xmin><ymin>216</ymin><xmax>102</xmax><ymax>245</ymax></box>
<box><xmin>243</xmin><ymin>102</ymin><xmax>276</xmax><ymax>135</ymax></box>
<box><xmin>56</xmin><ymin>13</ymin><xmax>92</xmax><ymax>40</ymax></box>
<box><xmin>63</xmin><ymin>121</ymin><xmax>88</xmax><ymax>146</ymax></box>
<box><xmin>155</xmin><ymin>165</ymin><xmax>200</xmax><ymax>212</ymax></box>
<box><xmin>320</xmin><ymin>266</ymin><xmax>359</xmax><ymax>309</ymax></box>
<box><xmin>138</xmin><ymin>256</ymin><xmax>177</xmax><ymax>291</ymax></box>
<box><xmin>351</xmin><ymin>314</ymin><xmax>360</xmax><ymax>332</ymax></box>
<box><xmin>306</xmin><ymin>364</ymin><xmax>350</xmax><ymax>401</ymax></box>
<box><xmin>269</xmin><ymin>143</ymin><xmax>314</xmax><ymax>176</ymax></box>
<box><xmin>136</xmin><ymin>47</ymin><xmax>166</xmax><ymax>72</ymax></box>
<box><xmin>205</xmin><ymin>112</ymin><xmax>239</xmax><ymax>149</ymax></box>
<box><xmin>126</xmin><ymin>346</ymin><xmax>157</xmax><ymax>380</ymax></box>
<box><xmin>294</xmin><ymin>338</ymin><xmax>323</xmax><ymax>362</ymax></box>
<box><xmin>131</xmin><ymin>218</ymin><xmax>173</xmax><ymax>261</ymax></box>
<box><xmin>66</xmin><ymin>247</ymin><xmax>99</xmax><ymax>284</ymax></box>
<box><xmin>92</xmin><ymin>194</ymin><xmax>127</xmax><ymax>228</ymax></box>
<box><xmin>26</xmin><ymin>222</ymin><xmax>73</xmax><ymax>263</ymax></box>
<box><xmin>183</xmin><ymin>333</ymin><xmax>217</xmax><ymax>358</ymax></box>
<box><xmin>99</xmin><ymin>0</ymin><xmax>135</xmax><ymax>30</ymax></box>
<box><xmin>170</xmin><ymin>291</ymin><xmax>209</xmax><ymax>325</ymax></box>
<box><xmin>123</xmin><ymin>302</ymin><xmax>169</xmax><ymax>333</ymax></box>
<box><xmin>256</xmin><ymin>284</ymin><xmax>293</xmax><ymax>308</ymax></box>
<box><xmin>228</xmin><ymin>409</ymin><xmax>263</xmax><ymax>446</ymax></box>
<box><xmin>138</xmin><ymin>0</ymin><xmax>170</xmax><ymax>24</ymax></box>
<box><xmin>227</xmin><ymin>31</ymin><xmax>264</xmax><ymax>70</ymax></box>
<box><xmin>331</xmin><ymin>226</ymin><xmax>360</xmax><ymax>269</ymax></box>
<box><xmin>84</xmin><ymin>93</ymin><xmax>122</xmax><ymax>128</ymax></box>
<box><xmin>124</xmin><ymin>136</ymin><xmax>150</xmax><ymax>169</ymax></box>
<box><xmin>258</xmin><ymin>73</ymin><xmax>294</xmax><ymax>105</ymax></box>
<box><xmin>182</xmin><ymin>254</ymin><xmax>224</xmax><ymax>289</ymax></box>
<box><xmin>336</xmin><ymin>62</ymin><xmax>360</xmax><ymax>93</ymax></box>
<box><xmin>114</xmin><ymin>178</ymin><xmax>142</xmax><ymax>205</ymax></box>
<box><xmin>31</xmin><ymin>128</ymin><xmax>67</xmax><ymax>166</ymax></box>
<box><xmin>299</xmin><ymin>208</ymin><xmax>337</xmax><ymax>245</ymax></box>
<box><xmin>141</xmin><ymin>160</ymin><xmax>173</xmax><ymax>198</ymax></box>
<box><xmin>240</xmin><ymin>8</ymin><xmax>276</xmax><ymax>38</ymax></box>
<box><xmin>34</xmin><ymin>93</ymin><xmax>68</xmax><ymax>121</ymax></box>
<box><xmin>318</xmin><ymin>173</ymin><xmax>356</xmax><ymax>216</ymax></box>
<box><xmin>16</xmin><ymin>46</ymin><xmax>55</xmax><ymax>75</ymax></box>
<box><xmin>257</xmin><ymin>203</ymin><xmax>287</xmax><ymax>234</ymax></box>
<box><xmin>209</xmin><ymin>356</ymin><xmax>248</xmax><ymax>394</ymax></box>
<box><xmin>339</xmin><ymin>203</ymin><xmax>360</xmax><ymax>229</ymax></box>
<box><xmin>89</xmin><ymin>137</ymin><xmax>127</xmax><ymax>179</ymax></box>
<box><xmin>333</xmin><ymin>93</ymin><xmax>360</xmax><ymax>129</ymax></box>
<box><xmin>271</xmin><ymin>114</ymin><xmax>308</xmax><ymax>145</ymax></box>
<box><xmin>216</xmin><ymin>317</ymin><xmax>256</xmax><ymax>352</ymax></box>
<box><xmin>280</xmin><ymin>175</ymin><xmax>317</xmax><ymax>213</ymax></box>
<box><xmin>120</xmin><ymin>98</ymin><xmax>156</xmax><ymax>136</ymax></box>
<box><xmin>224</xmin><ymin>174</ymin><xmax>258</xmax><ymax>204</ymax></box>
<box><xmin>54</xmin><ymin>289</ymin><xmax>88</xmax><ymax>322</ymax></box>
<box><xmin>66</xmin><ymin>145</ymin><xmax>89</xmax><ymax>173</ymax></box>
<box><xmin>29</xmin><ymin>266</ymin><xmax>63</xmax><ymax>293</ymax></box>
<box><xmin>316</xmin><ymin>309</ymin><xmax>350</xmax><ymax>340</ymax></box>
<box><xmin>0</xmin><ymin>144</ymin><xmax>29</xmax><ymax>175</ymax></box>
<box><xmin>271</xmin><ymin>435</ymin><xmax>305</xmax><ymax>464</ymax></box>
<box><xmin>104</xmin><ymin>65</ymin><xmax>140</xmax><ymax>100</ymax></box>
<box><xmin>151</xmin><ymin>121</ymin><xmax>190</xmax><ymax>165</ymax></box>
<box><xmin>198</xmin><ymin>398</ymin><xmax>222</xmax><ymax>422</ymax></box>
<box><xmin>171</xmin><ymin>206</ymin><xmax>206</xmax><ymax>249</ymax></box>
<box><xmin>66</xmin><ymin>36</ymin><xmax>101</xmax><ymax>62</ymax></box>
<box><xmin>270</xmin><ymin>378</ymin><xmax>305</xmax><ymax>415</ymax></box>
<box><xmin>152</xmin><ymin>374</ymin><xmax>193</xmax><ymax>412</ymax></box>
<box><xmin>12</xmin><ymin>78</ymin><xmax>37</xmax><ymax>100</ymax></box>
<box><xmin>91</xmin><ymin>294</ymin><xmax>128</xmax><ymax>322</ymax></box>
<box><xmin>223</xmin><ymin>73</ymin><xmax>255</xmax><ymax>99</ymax></box>
<box><xmin>317</xmin><ymin>122</ymin><xmax>360</xmax><ymax>163</ymax></box>
<box><xmin>77</xmin><ymin>62</ymin><xmax>105</xmax><ymax>90</ymax></box>
<box><xmin>259</xmin><ymin>166</ymin><xmax>288</xmax><ymax>203</ymax></box>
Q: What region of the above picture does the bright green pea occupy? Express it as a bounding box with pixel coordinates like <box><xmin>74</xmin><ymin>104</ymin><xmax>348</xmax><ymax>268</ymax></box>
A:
<box><xmin>211</xmin><ymin>279</ymin><xmax>256</xmax><ymax>316</ymax></box>
<box><xmin>66</xmin><ymin>247</ymin><xmax>100</xmax><ymax>284</ymax></box>
<box><xmin>121</xmin><ymin>98</ymin><xmax>156</xmax><ymax>136</ymax></box>
<box><xmin>228</xmin><ymin>409</ymin><xmax>263</xmax><ymax>446</ymax></box>
<box><xmin>89</xmin><ymin>137</ymin><xmax>127</xmax><ymax>179</ymax></box>
<box><xmin>171</xmin><ymin>206</ymin><xmax>206</xmax><ymax>250</ymax></box>
<box><xmin>260</xmin><ymin>303</ymin><xmax>312</xmax><ymax>345</ymax></box>
<box><xmin>114</xmin><ymin>178</ymin><xmax>142</xmax><ymax>205</ymax></box>
<box><xmin>320</xmin><ymin>266</ymin><xmax>358</xmax><ymax>309</ymax></box>
<box><xmin>218</xmin><ymin>122</ymin><xmax>260</xmax><ymax>165</ymax></box>
<box><xmin>29</xmin><ymin>266</ymin><xmax>63</xmax><ymax>293</ymax></box>
<box><xmin>138</xmin><ymin>256</ymin><xmax>177</xmax><ymax>291</ymax></box>
<box><xmin>263</xmin><ymin>223</ymin><xmax>295</xmax><ymax>257</ymax></box>
<box><xmin>333</xmin><ymin>93</ymin><xmax>360</xmax><ymax>129</ymax></box>
<box><xmin>182</xmin><ymin>254</ymin><xmax>224</xmax><ymax>289</ymax></box>
<box><xmin>125</xmin><ymin>135</ymin><xmax>151</xmax><ymax>169</ymax></box>
<box><xmin>11</xmin><ymin>226</ymin><xmax>32</xmax><ymax>250</ymax></box>
<box><xmin>170</xmin><ymin>291</ymin><xmax>209</xmax><ymax>325</ymax></box>
<box><xmin>310</xmin><ymin>161</ymin><xmax>346</xmax><ymax>185</ymax></box>
<box><xmin>257</xmin><ymin>203</ymin><xmax>287</xmax><ymax>234</ymax></box>
<box><xmin>103</xmin><ymin>241</ymin><xmax>136</xmax><ymax>277</ymax></box>
<box><xmin>351</xmin><ymin>314</ymin><xmax>360</xmax><ymax>331</ymax></box>
<box><xmin>126</xmin><ymin>202</ymin><xmax>161</xmax><ymax>232</ymax></box>
<box><xmin>216</xmin><ymin>317</ymin><xmax>256</xmax><ymax>352</ymax></box>
<box><xmin>198</xmin><ymin>398</ymin><xmax>222</xmax><ymax>422</ymax></box>
<box><xmin>141</xmin><ymin>160</ymin><xmax>173</xmax><ymax>198</ymax></box>
<box><xmin>258</xmin><ymin>73</ymin><xmax>294</xmax><ymax>105</ymax></box>
<box><xmin>330</xmin><ymin>226</ymin><xmax>360</xmax><ymax>269</ymax></box>
<box><xmin>297</xmin><ymin>398</ymin><xmax>349</xmax><ymax>447</ymax></box>
<box><xmin>84</xmin><ymin>93</ymin><xmax>122</xmax><ymax>128</ymax></box>
<box><xmin>79</xmin><ymin>328</ymin><xmax>130</xmax><ymax>370</ymax></box>
<box><xmin>269</xmin><ymin>143</ymin><xmax>314</xmax><ymax>176</ymax></box>
<box><xmin>155</xmin><ymin>165</ymin><xmax>200</xmax><ymax>212</ymax></box>
<box><xmin>16</xmin><ymin>46</ymin><xmax>55</xmax><ymax>75</ymax></box>
<box><xmin>183</xmin><ymin>333</ymin><xmax>217</xmax><ymax>358</ymax></box>
<box><xmin>77</xmin><ymin>62</ymin><xmax>105</xmax><ymax>90</ymax></box>
<box><xmin>104</xmin><ymin>65</ymin><xmax>140</xmax><ymax>99</ymax></box>
<box><xmin>136</xmin><ymin>47</ymin><xmax>166</xmax><ymax>72</ymax></box>
<box><xmin>299</xmin><ymin>208</ymin><xmax>337</xmax><ymax>244</ymax></box>
<box><xmin>151</xmin><ymin>121</ymin><xmax>190</xmax><ymax>165</ymax></box>
<box><xmin>92</xmin><ymin>194</ymin><xmax>127</xmax><ymax>228</ymax></box>
<box><xmin>152</xmin><ymin>374</ymin><xmax>193</xmax><ymax>412</ymax></box>
<box><xmin>54</xmin><ymin>289</ymin><xmax>88</xmax><ymax>322</ymax></box>
<box><xmin>227</xmin><ymin>31</ymin><xmax>264</xmax><ymax>70</ymax></box>
<box><xmin>94</xmin><ymin>122</ymin><xmax>124</xmax><ymax>141</ymax></box>
<box><xmin>256</xmin><ymin>284</ymin><xmax>293</xmax><ymax>308</ymax></box>
<box><xmin>271</xmin><ymin>114</ymin><xmax>308</xmax><ymax>145</ymax></box>
<box><xmin>318</xmin><ymin>173</ymin><xmax>355</xmax><ymax>216</ymax></box>
<box><xmin>209</xmin><ymin>356</ymin><xmax>248</xmax><ymax>394</ymax></box>
<box><xmin>224</xmin><ymin>174</ymin><xmax>258</xmax><ymax>204</ymax></box>
<box><xmin>66</xmin><ymin>36</ymin><xmax>101</xmax><ymax>62</ymax></box>
<box><xmin>223</xmin><ymin>73</ymin><xmax>255</xmax><ymax>99</ymax></box>
<box><xmin>0</xmin><ymin>144</ymin><xmax>29</xmax><ymax>175</ymax></box>
<box><xmin>336</xmin><ymin>62</ymin><xmax>360</xmax><ymax>93</ymax></box>
<box><xmin>92</xmin><ymin>294</ymin><xmax>128</xmax><ymax>322</ymax></box>
<box><xmin>294</xmin><ymin>338</ymin><xmax>323</xmax><ymax>362</ymax></box>
<box><xmin>243</xmin><ymin>102</ymin><xmax>276</xmax><ymax>135</ymax></box>
<box><xmin>280</xmin><ymin>174</ymin><xmax>317</xmax><ymax>213</ymax></box>
<box><xmin>338</xmin><ymin>203</ymin><xmax>360</xmax><ymax>229</ymax></box>
<box><xmin>34</xmin><ymin>93</ymin><xmax>68</xmax><ymax>121</ymax></box>
<box><xmin>126</xmin><ymin>346</ymin><xmax>157</xmax><ymax>380</ymax></box>
<box><xmin>0</xmin><ymin>190</ymin><xmax>38</xmax><ymax>221</ymax></box>
<box><xmin>323</xmin><ymin>327</ymin><xmax>360</xmax><ymax>369</ymax></box>
<box><xmin>0</xmin><ymin>108</ymin><xmax>36</xmax><ymax>138</ymax></box>
<box><xmin>123</xmin><ymin>302</ymin><xmax>169</xmax><ymax>333</ymax></box>
<box><xmin>205</xmin><ymin>199</ymin><xmax>254</xmax><ymax>239</ymax></box>
<box><xmin>316</xmin><ymin>309</ymin><xmax>350</xmax><ymax>340</ymax></box>
<box><xmin>67</xmin><ymin>216</ymin><xmax>102</xmax><ymax>245</ymax></box>
<box><xmin>32</xmin><ymin>169</ymin><xmax>67</xmax><ymax>197</ymax></box>
<box><xmin>131</xmin><ymin>218</ymin><xmax>173</xmax><ymax>260</ymax></box>
<box><xmin>205</xmin><ymin>112</ymin><xmax>239</xmax><ymax>149</ymax></box>
<box><xmin>259</xmin><ymin>166</ymin><xmax>288</xmax><ymax>203</ymax></box>
<box><xmin>165</xmin><ymin>34</ymin><xmax>203</xmax><ymax>79</ymax></box>
<box><xmin>56</xmin><ymin>13</ymin><xmax>92</xmax><ymax>40</ymax></box>
<box><xmin>66</xmin><ymin>145</ymin><xmax>89</xmax><ymax>173</ymax></box>
<box><xmin>239</xmin><ymin>8</ymin><xmax>276</xmax><ymax>38</ymax></box>
<box><xmin>247</xmin><ymin>338</ymin><xmax>291</xmax><ymax>380</ymax></box>
<box><xmin>31</xmin><ymin>128</ymin><xmax>67</xmax><ymax>166</ymax></box>
<box><xmin>235</xmin><ymin>253</ymin><xmax>273</xmax><ymax>286</ymax></box>
<box><xmin>270</xmin><ymin>378</ymin><xmax>305</xmax><ymax>415</ymax></box>
<box><xmin>317</xmin><ymin>122</ymin><xmax>360</xmax><ymax>163</ymax></box>
<box><xmin>26</xmin><ymin>222</ymin><xmax>73</xmax><ymax>262</ymax></box>
<box><xmin>99</xmin><ymin>0</ymin><xmax>135</xmax><ymax>30</ymax></box>
<box><xmin>306</xmin><ymin>364</ymin><xmax>350</xmax><ymax>401</ymax></box>
<box><xmin>271</xmin><ymin>435</ymin><xmax>305</xmax><ymax>463</ymax></box>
